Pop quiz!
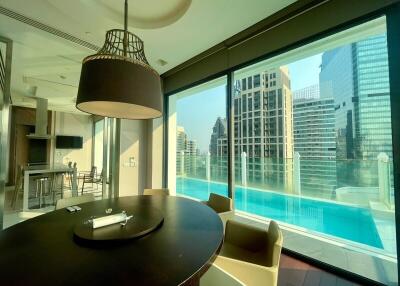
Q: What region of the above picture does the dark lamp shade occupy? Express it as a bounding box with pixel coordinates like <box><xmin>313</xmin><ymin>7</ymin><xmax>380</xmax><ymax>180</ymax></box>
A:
<box><xmin>76</xmin><ymin>57</ymin><xmax>163</xmax><ymax>119</ymax></box>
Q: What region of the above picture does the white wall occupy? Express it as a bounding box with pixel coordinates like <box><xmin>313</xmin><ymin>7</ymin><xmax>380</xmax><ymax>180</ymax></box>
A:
<box><xmin>146</xmin><ymin>116</ymin><xmax>163</xmax><ymax>189</ymax></box>
<box><xmin>118</xmin><ymin>119</ymin><xmax>147</xmax><ymax>197</ymax></box>
<box><xmin>50</xmin><ymin>112</ymin><xmax>164</xmax><ymax>197</ymax></box>
<box><xmin>52</xmin><ymin>111</ymin><xmax>92</xmax><ymax>172</ymax></box>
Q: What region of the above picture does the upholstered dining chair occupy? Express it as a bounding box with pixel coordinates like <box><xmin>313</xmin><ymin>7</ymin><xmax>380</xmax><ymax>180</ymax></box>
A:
<box><xmin>143</xmin><ymin>188</ymin><xmax>170</xmax><ymax>196</ymax></box>
<box><xmin>55</xmin><ymin>194</ymin><xmax>95</xmax><ymax>210</ymax></box>
<box><xmin>201</xmin><ymin>220</ymin><xmax>283</xmax><ymax>286</ymax></box>
<box><xmin>203</xmin><ymin>193</ymin><xmax>234</xmax><ymax>228</ymax></box>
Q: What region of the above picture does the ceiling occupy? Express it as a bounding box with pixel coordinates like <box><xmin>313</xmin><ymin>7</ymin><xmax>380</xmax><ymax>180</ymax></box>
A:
<box><xmin>0</xmin><ymin>0</ymin><xmax>295</xmax><ymax>114</ymax></box>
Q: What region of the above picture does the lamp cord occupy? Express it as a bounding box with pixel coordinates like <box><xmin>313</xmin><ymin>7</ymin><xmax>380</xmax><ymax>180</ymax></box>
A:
<box><xmin>123</xmin><ymin>0</ymin><xmax>128</xmax><ymax>57</ymax></box>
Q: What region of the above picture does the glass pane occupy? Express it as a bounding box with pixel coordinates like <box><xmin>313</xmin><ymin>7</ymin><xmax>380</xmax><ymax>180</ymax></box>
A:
<box><xmin>168</xmin><ymin>77</ymin><xmax>228</xmax><ymax>201</ymax></box>
<box><xmin>231</xmin><ymin>16</ymin><xmax>396</xmax><ymax>284</ymax></box>
<box><xmin>94</xmin><ymin>119</ymin><xmax>104</xmax><ymax>172</ymax></box>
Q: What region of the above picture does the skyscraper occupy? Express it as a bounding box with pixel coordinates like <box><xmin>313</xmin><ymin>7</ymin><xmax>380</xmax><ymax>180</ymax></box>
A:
<box><xmin>319</xmin><ymin>34</ymin><xmax>392</xmax><ymax>161</ymax></box>
<box><xmin>293</xmin><ymin>84</ymin><xmax>320</xmax><ymax>101</ymax></box>
<box><xmin>233</xmin><ymin>67</ymin><xmax>293</xmax><ymax>160</ymax></box>
<box><xmin>214</xmin><ymin>67</ymin><xmax>294</xmax><ymax>190</ymax></box>
<box><xmin>176</xmin><ymin>126</ymin><xmax>198</xmax><ymax>175</ymax></box>
<box><xmin>209</xmin><ymin>117</ymin><xmax>227</xmax><ymax>156</ymax></box>
<box><xmin>320</xmin><ymin>46</ymin><xmax>355</xmax><ymax>159</ymax></box>
<box><xmin>293</xmin><ymin>93</ymin><xmax>337</xmax><ymax>196</ymax></box>
<box><xmin>354</xmin><ymin>34</ymin><xmax>392</xmax><ymax>160</ymax></box>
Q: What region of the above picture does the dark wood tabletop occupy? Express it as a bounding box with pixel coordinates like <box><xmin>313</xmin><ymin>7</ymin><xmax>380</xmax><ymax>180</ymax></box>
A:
<box><xmin>0</xmin><ymin>196</ymin><xmax>224</xmax><ymax>286</ymax></box>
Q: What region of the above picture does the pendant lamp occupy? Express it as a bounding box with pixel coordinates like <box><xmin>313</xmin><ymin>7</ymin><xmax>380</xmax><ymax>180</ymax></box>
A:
<box><xmin>76</xmin><ymin>0</ymin><xmax>162</xmax><ymax>119</ymax></box>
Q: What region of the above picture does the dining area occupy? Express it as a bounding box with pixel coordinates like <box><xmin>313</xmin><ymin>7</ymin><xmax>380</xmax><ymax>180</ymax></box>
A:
<box><xmin>0</xmin><ymin>189</ymin><xmax>284</xmax><ymax>286</ymax></box>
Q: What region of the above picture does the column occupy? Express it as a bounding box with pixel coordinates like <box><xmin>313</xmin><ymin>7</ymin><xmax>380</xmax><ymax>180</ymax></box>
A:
<box><xmin>294</xmin><ymin>152</ymin><xmax>301</xmax><ymax>195</ymax></box>
<box><xmin>377</xmin><ymin>152</ymin><xmax>391</xmax><ymax>207</ymax></box>
<box><xmin>180</xmin><ymin>151</ymin><xmax>185</xmax><ymax>176</ymax></box>
<box><xmin>206</xmin><ymin>152</ymin><xmax>211</xmax><ymax>181</ymax></box>
<box><xmin>241</xmin><ymin>152</ymin><xmax>247</xmax><ymax>186</ymax></box>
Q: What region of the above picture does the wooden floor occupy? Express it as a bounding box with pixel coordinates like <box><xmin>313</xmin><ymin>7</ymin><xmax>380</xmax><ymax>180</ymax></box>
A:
<box><xmin>278</xmin><ymin>254</ymin><xmax>360</xmax><ymax>286</ymax></box>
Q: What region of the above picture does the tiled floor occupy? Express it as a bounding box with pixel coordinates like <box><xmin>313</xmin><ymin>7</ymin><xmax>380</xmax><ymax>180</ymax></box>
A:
<box><xmin>278</xmin><ymin>254</ymin><xmax>359</xmax><ymax>286</ymax></box>
<box><xmin>3</xmin><ymin>183</ymin><xmax>104</xmax><ymax>228</ymax></box>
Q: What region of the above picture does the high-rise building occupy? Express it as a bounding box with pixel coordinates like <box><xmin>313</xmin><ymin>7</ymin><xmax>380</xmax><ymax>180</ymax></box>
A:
<box><xmin>176</xmin><ymin>126</ymin><xmax>187</xmax><ymax>175</ymax></box>
<box><xmin>214</xmin><ymin>67</ymin><xmax>294</xmax><ymax>190</ymax></box>
<box><xmin>320</xmin><ymin>46</ymin><xmax>355</xmax><ymax>159</ymax></box>
<box><xmin>354</xmin><ymin>34</ymin><xmax>392</xmax><ymax>160</ymax></box>
<box><xmin>176</xmin><ymin>126</ymin><xmax>198</xmax><ymax>175</ymax></box>
<box><xmin>233</xmin><ymin>67</ymin><xmax>293</xmax><ymax>160</ymax></box>
<box><xmin>209</xmin><ymin>117</ymin><xmax>227</xmax><ymax>156</ymax></box>
<box><xmin>293</xmin><ymin>84</ymin><xmax>320</xmax><ymax>101</ymax></box>
<box><xmin>320</xmin><ymin>34</ymin><xmax>392</xmax><ymax>161</ymax></box>
<box><xmin>293</xmin><ymin>95</ymin><xmax>337</xmax><ymax>196</ymax></box>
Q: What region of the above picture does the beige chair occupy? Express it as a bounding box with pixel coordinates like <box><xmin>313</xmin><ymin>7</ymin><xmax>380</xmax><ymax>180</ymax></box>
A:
<box><xmin>201</xmin><ymin>220</ymin><xmax>283</xmax><ymax>286</ymax></box>
<box><xmin>143</xmin><ymin>188</ymin><xmax>170</xmax><ymax>196</ymax></box>
<box><xmin>55</xmin><ymin>194</ymin><xmax>95</xmax><ymax>210</ymax></box>
<box><xmin>203</xmin><ymin>193</ymin><xmax>234</xmax><ymax>228</ymax></box>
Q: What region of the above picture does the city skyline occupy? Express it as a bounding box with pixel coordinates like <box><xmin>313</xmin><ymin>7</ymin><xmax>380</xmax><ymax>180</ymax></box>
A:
<box><xmin>176</xmin><ymin>55</ymin><xmax>322</xmax><ymax>153</ymax></box>
<box><xmin>176</xmin><ymin>32</ymin><xmax>392</xmax><ymax>164</ymax></box>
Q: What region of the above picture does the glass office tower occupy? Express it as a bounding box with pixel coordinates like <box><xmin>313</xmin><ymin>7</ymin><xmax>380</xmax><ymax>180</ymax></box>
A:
<box><xmin>354</xmin><ymin>34</ymin><xmax>392</xmax><ymax>160</ymax></box>
<box><xmin>320</xmin><ymin>34</ymin><xmax>392</xmax><ymax>161</ymax></box>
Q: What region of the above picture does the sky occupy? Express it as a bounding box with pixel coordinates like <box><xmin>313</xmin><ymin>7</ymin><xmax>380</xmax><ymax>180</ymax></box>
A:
<box><xmin>176</xmin><ymin>54</ymin><xmax>322</xmax><ymax>153</ymax></box>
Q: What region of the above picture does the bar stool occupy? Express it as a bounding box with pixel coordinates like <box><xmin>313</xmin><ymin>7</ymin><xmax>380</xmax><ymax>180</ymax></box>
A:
<box><xmin>51</xmin><ymin>172</ymin><xmax>65</xmax><ymax>204</ymax></box>
<box><xmin>34</xmin><ymin>176</ymin><xmax>51</xmax><ymax>208</ymax></box>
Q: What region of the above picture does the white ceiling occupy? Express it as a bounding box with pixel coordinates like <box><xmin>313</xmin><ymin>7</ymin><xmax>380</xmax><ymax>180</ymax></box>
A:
<box><xmin>0</xmin><ymin>0</ymin><xmax>295</xmax><ymax>114</ymax></box>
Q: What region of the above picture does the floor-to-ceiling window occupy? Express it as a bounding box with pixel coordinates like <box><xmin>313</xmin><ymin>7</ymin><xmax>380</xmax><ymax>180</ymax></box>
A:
<box><xmin>230</xmin><ymin>16</ymin><xmax>396</xmax><ymax>284</ymax></box>
<box><xmin>168</xmin><ymin>76</ymin><xmax>228</xmax><ymax>200</ymax></box>
<box><xmin>166</xmin><ymin>16</ymin><xmax>397</xmax><ymax>285</ymax></box>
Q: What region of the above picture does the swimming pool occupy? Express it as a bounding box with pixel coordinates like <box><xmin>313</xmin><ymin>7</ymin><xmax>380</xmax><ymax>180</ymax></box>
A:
<box><xmin>176</xmin><ymin>177</ymin><xmax>383</xmax><ymax>249</ymax></box>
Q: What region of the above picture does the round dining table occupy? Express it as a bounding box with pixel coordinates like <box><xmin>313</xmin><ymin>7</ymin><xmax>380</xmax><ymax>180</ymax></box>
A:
<box><xmin>0</xmin><ymin>196</ymin><xmax>224</xmax><ymax>286</ymax></box>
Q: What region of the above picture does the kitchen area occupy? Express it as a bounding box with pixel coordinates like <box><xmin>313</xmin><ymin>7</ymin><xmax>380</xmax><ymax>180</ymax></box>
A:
<box><xmin>4</xmin><ymin>97</ymin><xmax>95</xmax><ymax>226</ymax></box>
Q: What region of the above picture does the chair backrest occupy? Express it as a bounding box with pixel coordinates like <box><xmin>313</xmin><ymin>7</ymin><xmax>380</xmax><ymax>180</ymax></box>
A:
<box><xmin>223</xmin><ymin>219</ymin><xmax>282</xmax><ymax>268</ymax></box>
<box><xmin>73</xmin><ymin>162</ymin><xmax>77</xmax><ymax>169</ymax></box>
<box><xmin>67</xmin><ymin>161</ymin><xmax>72</xmax><ymax>168</ymax></box>
<box><xmin>143</xmin><ymin>188</ymin><xmax>170</xmax><ymax>196</ymax></box>
<box><xmin>207</xmin><ymin>193</ymin><xmax>232</xmax><ymax>213</ymax></box>
<box><xmin>266</xmin><ymin>220</ymin><xmax>283</xmax><ymax>267</ymax></box>
<box><xmin>55</xmin><ymin>194</ymin><xmax>95</xmax><ymax>210</ymax></box>
<box><xmin>90</xmin><ymin>166</ymin><xmax>97</xmax><ymax>176</ymax></box>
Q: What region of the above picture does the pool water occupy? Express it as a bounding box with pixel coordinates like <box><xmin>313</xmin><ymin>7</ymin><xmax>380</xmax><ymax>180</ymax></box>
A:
<box><xmin>176</xmin><ymin>177</ymin><xmax>383</xmax><ymax>249</ymax></box>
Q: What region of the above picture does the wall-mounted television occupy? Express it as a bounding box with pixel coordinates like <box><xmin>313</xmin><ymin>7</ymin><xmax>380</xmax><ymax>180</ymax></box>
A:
<box><xmin>56</xmin><ymin>135</ymin><xmax>83</xmax><ymax>149</ymax></box>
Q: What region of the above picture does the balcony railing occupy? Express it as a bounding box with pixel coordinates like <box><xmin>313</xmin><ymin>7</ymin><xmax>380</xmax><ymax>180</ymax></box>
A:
<box><xmin>176</xmin><ymin>152</ymin><xmax>394</xmax><ymax>209</ymax></box>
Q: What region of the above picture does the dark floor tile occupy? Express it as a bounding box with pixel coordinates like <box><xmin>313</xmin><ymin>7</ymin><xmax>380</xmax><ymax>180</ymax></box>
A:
<box><xmin>303</xmin><ymin>269</ymin><xmax>322</xmax><ymax>286</ymax></box>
